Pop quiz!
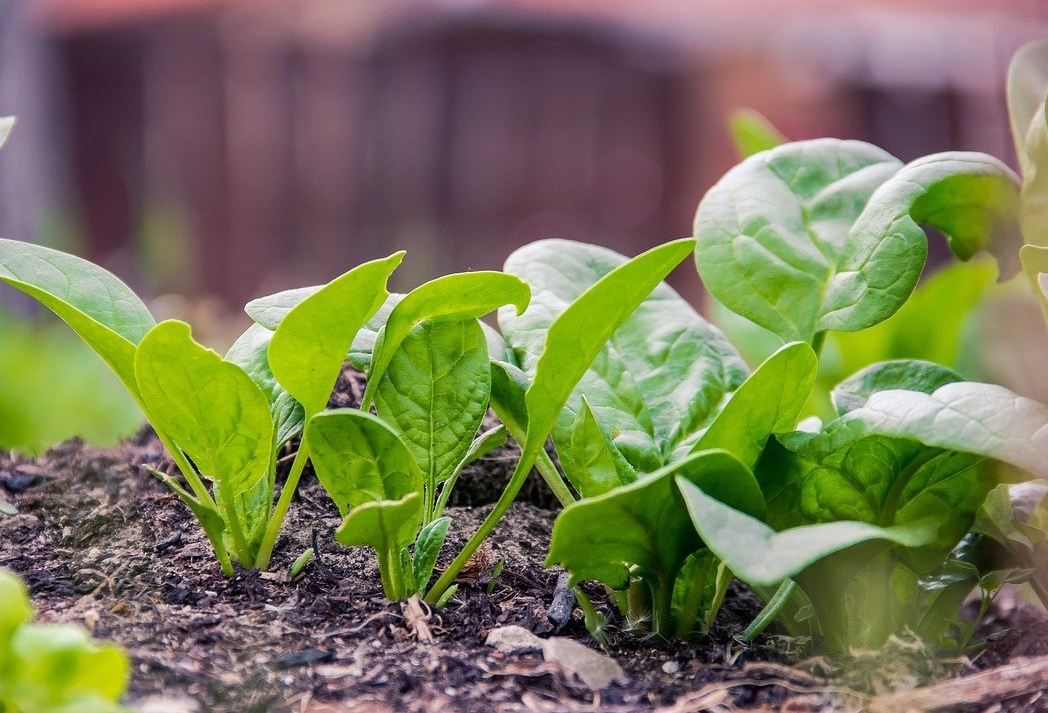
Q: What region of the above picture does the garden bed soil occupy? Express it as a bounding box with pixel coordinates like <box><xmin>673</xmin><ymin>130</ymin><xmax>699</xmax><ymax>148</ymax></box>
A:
<box><xmin>3</xmin><ymin>374</ymin><xmax>1048</xmax><ymax>712</ymax></box>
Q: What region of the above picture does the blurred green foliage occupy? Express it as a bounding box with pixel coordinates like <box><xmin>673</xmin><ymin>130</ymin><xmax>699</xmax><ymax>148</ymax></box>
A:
<box><xmin>0</xmin><ymin>307</ymin><xmax>142</xmax><ymax>453</ymax></box>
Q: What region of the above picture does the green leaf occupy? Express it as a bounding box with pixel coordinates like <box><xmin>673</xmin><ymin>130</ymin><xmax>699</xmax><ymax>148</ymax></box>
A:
<box><xmin>565</xmin><ymin>396</ymin><xmax>637</xmax><ymax>498</ymax></box>
<box><xmin>727</xmin><ymin>108</ymin><xmax>786</xmax><ymax>158</ymax></box>
<box><xmin>412</xmin><ymin>516</ymin><xmax>451</xmax><ymax>592</ymax></box>
<box><xmin>135</xmin><ymin>321</ymin><xmax>274</xmax><ymax>502</ymax></box>
<box><xmin>795</xmin><ymin>381</ymin><xmax>1048</xmax><ymax>482</ymax></box>
<box><xmin>689</xmin><ymin>341</ymin><xmax>816</xmax><ymax>469</ymax></box>
<box><xmin>677</xmin><ymin>478</ymin><xmax>937</xmax><ymax>588</ymax></box>
<box><xmin>831</xmin><ymin>360</ymin><xmax>964</xmax><ymax>415</ymax></box>
<box><xmin>268</xmin><ymin>252</ymin><xmax>404</xmax><ymax>416</ymax></box>
<box><xmin>362</xmin><ymin>271</ymin><xmax>529</xmax><ymax>407</ymax></box>
<box><xmin>0</xmin><ymin>239</ymin><xmax>155</xmax><ymax>396</ymax></box>
<box><xmin>375</xmin><ymin>319</ymin><xmax>491</xmax><ymax>493</ymax></box>
<box><xmin>547</xmin><ymin>450</ymin><xmax>764</xmax><ymax>590</ymax></box>
<box><xmin>825</xmin><ymin>257</ymin><xmax>997</xmax><ymax>382</ymax></box>
<box><xmin>0</xmin><ymin>569</ymin><xmax>32</xmax><ymax>655</ymax></box>
<box><xmin>136</xmin><ymin>322</ymin><xmax>273</xmax><ymax>561</ymax></box>
<box><xmin>1007</xmin><ymin>39</ymin><xmax>1048</xmax><ymax>247</ymax></box>
<box><xmin>226</xmin><ymin>323</ymin><xmax>303</xmax><ymax>447</ymax></box>
<box><xmin>306</xmin><ymin>409</ymin><xmax>422</xmax><ymax>518</ymax></box>
<box><xmin>335</xmin><ymin>492</ymin><xmax>423</xmax><ymax>599</ymax></box>
<box><xmin>501</xmin><ymin>238</ymin><xmax>746</xmax><ymax>467</ymax></box>
<box><xmin>694</xmin><ymin>139</ymin><xmax>903</xmax><ymax>343</ymax></box>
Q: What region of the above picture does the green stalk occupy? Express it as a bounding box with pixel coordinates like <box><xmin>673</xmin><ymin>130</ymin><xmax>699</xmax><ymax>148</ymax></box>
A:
<box><xmin>674</xmin><ymin>558</ymin><xmax>712</xmax><ymax>640</ymax></box>
<box><xmin>378</xmin><ymin>546</ymin><xmax>407</xmax><ymax>600</ymax></box>
<box><xmin>742</xmin><ymin>579</ymin><xmax>796</xmax><ymax>642</ymax></box>
<box><xmin>254</xmin><ymin>441</ymin><xmax>311</xmax><ymax>570</ymax></box>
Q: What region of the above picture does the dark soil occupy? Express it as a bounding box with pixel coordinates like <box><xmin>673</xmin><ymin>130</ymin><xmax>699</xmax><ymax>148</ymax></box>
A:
<box><xmin>2</xmin><ymin>370</ymin><xmax>1048</xmax><ymax>712</ymax></box>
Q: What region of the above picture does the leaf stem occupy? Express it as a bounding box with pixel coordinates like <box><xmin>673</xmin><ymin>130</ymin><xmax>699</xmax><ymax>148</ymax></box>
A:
<box><xmin>742</xmin><ymin>579</ymin><xmax>796</xmax><ymax>642</ymax></box>
<box><xmin>254</xmin><ymin>441</ymin><xmax>311</xmax><ymax>570</ymax></box>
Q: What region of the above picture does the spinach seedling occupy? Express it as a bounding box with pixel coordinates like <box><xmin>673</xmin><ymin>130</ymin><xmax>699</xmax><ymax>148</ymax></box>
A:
<box><xmin>0</xmin><ymin>568</ymin><xmax>131</xmax><ymax>712</ymax></box>
<box><xmin>0</xmin><ymin>240</ymin><xmax>402</xmax><ymax>573</ymax></box>
<box><xmin>296</xmin><ymin>270</ymin><xmax>529</xmax><ymax>599</ymax></box>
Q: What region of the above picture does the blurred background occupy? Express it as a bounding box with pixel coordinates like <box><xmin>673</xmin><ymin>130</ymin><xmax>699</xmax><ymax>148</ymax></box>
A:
<box><xmin>1</xmin><ymin>0</ymin><xmax>1047</xmax><ymax>450</ymax></box>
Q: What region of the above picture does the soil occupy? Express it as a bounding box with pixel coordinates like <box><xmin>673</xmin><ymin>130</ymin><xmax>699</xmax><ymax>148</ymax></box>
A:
<box><xmin>3</xmin><ymin>369</ymin><xmax>1048</xmax><ymax>713</ymax></box>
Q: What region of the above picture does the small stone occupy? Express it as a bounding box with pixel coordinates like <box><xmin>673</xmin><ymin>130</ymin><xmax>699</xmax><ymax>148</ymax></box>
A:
<box><xmin>661</xmin><ymin>660</ymin><xmax>681</xmax><ymax>674</ymax></box>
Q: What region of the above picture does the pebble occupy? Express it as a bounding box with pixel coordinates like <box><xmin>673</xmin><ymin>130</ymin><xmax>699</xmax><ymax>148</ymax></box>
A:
<box><xmin>661</xmin><ymin>660</ymin><xmax>681</xmax><ymax>674</ymax></box>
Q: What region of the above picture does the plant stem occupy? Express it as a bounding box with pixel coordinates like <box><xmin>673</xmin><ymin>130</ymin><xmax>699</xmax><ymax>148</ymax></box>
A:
<box><xmin>742</xmin><ymin>579</ymin><xmax>796</xmax><ymax>642</ymax></box>
<box><xmin>535</xmin><ymin>449</ymin><xmax>575</xmax><ymax>507</ymax></box>
<box><xmin>254</xmin><ymin>441</ymin><xmax>311</xmax><ymax>570</ymax></box>
<box><xmin>377</xmin><ymin>546</ymin><xmax>406</xmax><ymax>600</ymax></box>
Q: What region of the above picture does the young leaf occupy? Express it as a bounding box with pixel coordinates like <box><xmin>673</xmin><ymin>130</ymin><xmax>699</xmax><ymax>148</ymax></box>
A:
<box><xmin>336</xmin><ymin>493</ymin><xmax>423</xmax><ymax>600</ymax></box>
<box><xmin>565</xmin><ymin>396</ymin><xmax>637</xmax><ymax>498</ymax></box>
<box><xmin>0</xmin><ymin>238</ymin><xmax>155</xmax><ymax>395</ymax></box>
<box><xmin>361</xmin><ymin>271</ymin><xmax>530</xmax><ymax>408</ymax></box>
<box><xmin>412</xmin><ymin>516</ymin><xmax>452</xmax><ymax>592</ymax></box>
<box><xmin>374</xmin><ymin>319</ymin><xmax>491</xmax><ymax>493</ymax></box>
<box><xmin>727</xmin><ymin>108</ymin><xmax>786</xmax><ymax>158</ymax></box>
<box><xmin>694</xmin><ymin>139</ymin><xmax>903</xmax><ymax>343</ymax></box>
<box><xmin>688</xmin><ymin>341</ymin><xmax>817</xmax><ymax>469</ymax></box>
<box><xmin>677</xmin><ymin>478</ymin><xmax>937</xmax><ymax>588</ymax></box>
<box><xmin>268</xmin><ymin>251</ymin><xmax>404</xmax><ymax>417</ymax></box>
<box><xmin>306</xmin><ymin>409</ymin><xmax>422</xmax><ymax>518</ymax></box>
<box><xmin>226</xmin><ymin>323</ymin><xmax>303</xmax><ymax>447</ymax></box>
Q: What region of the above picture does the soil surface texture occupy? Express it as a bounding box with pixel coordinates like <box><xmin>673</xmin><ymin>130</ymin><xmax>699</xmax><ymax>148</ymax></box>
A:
<box><xmin>2</xmin><ymin>371</ymin><xmax>1048</xmax><ymax>713</ymax></box>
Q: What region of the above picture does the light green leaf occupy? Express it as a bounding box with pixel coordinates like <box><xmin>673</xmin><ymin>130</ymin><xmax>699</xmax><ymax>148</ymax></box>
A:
<box><xmin>0</xmin><ymin>239</ymin><xmax>155</xmax><ymax>395</ymax></box>
<box><xmin>245</xmin><ymin>285</ymin><xmax>319</xmax><ymax>329</ymax></box>
<box><xmin>727</xmin><ymin>108</ymin><xmax>786</xmax><ymax>158</ymax></box>
<box><xmin>412</xmin><ymin>516</ymin><xmax>451</xmax><ymax>592</ymax></box>
<box><xmin>690</xmin><ymin>342</ymin><xmax>816</xmax><ymax>469</ymax></box>
<box><xmin>0</xmin><ymin>570</ymin><xmax>32</xmax><ymax>653</ymax></box>
<box><xmin>831</xmin><ymin>360</ymin><xmax>964</xmax><ymax>416</ymax></box>
<box><xmin>799</xmin><ymin>381</ymin><xmax>1048</xmax><ymax>481</ymax></box>
<box><xmin>694</xmin><ymin>139</ymin><xmax>903</xmax><ymax>343</ymax></box>
<box><xmin>547</xmin><ymin>450</ymin><xmax>763</xmax><ymax>617</ymax></box>
<box><xmin>335</xmin><ymin>492</ymin><xmax>423</xmax><ymax>598</ymax></box>
<box><xmin>135</xmin><ymin>321</ymin><xmax>273</xmax><ymax>498</ymax></box>
<box><xmin>362</xmin><ymin>271</ymin><xmax>529</xmax><ymax>407</ymax></box>
<box><xmin>226</xmin><ymin>323</ymin><xmax>303</xmax><ymax>447</ymax></box>
<box><xmin>502</xmin><ymin>238</ymin><xmax>746</xmax><ymax>467</ymax></box>
<box><xmin>565</xmin><ymin>396</ymin><xmax>637</xmax><ymax>498</ymax></box>
<box><xmin>307</xmin><ymin>409</ymin><xmax>422</xmax><ymax>517</ymax></box>
<box><xmin>268</xmin><ymin>252</ymin><xmax>403</xmax><ymax>416</ymax></box>
<box><xmin>678</xmin><ymin>478</ymin><xmax>937</xmax><ymax>587</ymax></box>
<box><xmin>375</xmin><ymin>319</ymin><xmax>491</xmax><ymax>490</ymax></box>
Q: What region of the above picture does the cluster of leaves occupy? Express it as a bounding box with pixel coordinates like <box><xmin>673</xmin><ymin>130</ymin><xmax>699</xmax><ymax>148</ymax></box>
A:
<box><xmin>0</xmin><ymin>569</ymin><xmax>130</xmax><ymax>712</ymax></box>
<box><xmin>526</xmin><ymin>130</ymin><xmax>1048</xmax><ymax>652</ymax></box>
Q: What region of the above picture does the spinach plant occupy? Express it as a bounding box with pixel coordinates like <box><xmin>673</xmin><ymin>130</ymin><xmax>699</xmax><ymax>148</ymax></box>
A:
<box><xmin>533</xmin><ymin>135</ymin><xmax>1036</xmax><ymax>647</ymax></box>
<box><xmin>277</xmin><ymin>272</ymin><xmax>530</xmax><ymax>599</ymax></box>
<box><xmin>0</xmin><ymin>569</ymin><xmax>131</xmax><ymax>713</ymax></box>
<box><xmin>0</xmin><ymin>239</ymin><xmax>403</xmax><ymax>574</ymax></box>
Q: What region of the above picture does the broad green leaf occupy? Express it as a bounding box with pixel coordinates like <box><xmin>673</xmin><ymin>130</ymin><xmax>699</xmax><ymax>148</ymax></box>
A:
<box><xmin>375</xmin><ymin>319</ymin><xmax>491</xmax><ymax>489</ymax></box>
<box><xmin>694</xmin><ymin>139</ymin><xmax>903</xmax><ymax>343</ymax></box>
<box><xmin>307</xmin><ymin>409</ymin><xmax>422</xmax><ymax>518</ymax></box>
<box><xmin>412</xmin><ymin>516</ymin><xmax>451</xmax><ymax>592</ymax></box>
<box><xmin>1007</xmin><ymin>39</ymin><xmax>1048</xmax><ymax>247</ymax></box>
<box><xmin>135</xmin><ymin>321</ymin><xmax>273</xmax><ymax>501</ymax></box>
<box><xmin>727</xmin><ymin>108</ymin><xmax>786</xmax><ymax>158</ymax></box>
<box><xmin>678</xmin><ymin>478</ymin><xmax>937</xmax><ymax>587</ymax></box>
<box><xmin>826</xmin><ymin>257</ymin><xmax>997</xmax><ymax>382</ymax></box>
<box><xmin>564</xmin><ymin>396</ymin><xmax>637</xmax><ymax>498</ymax></box>
<box><xmin>362</xmin><ymin>271</ymin><xmax>529</xmax><ymax>407</ymax></box>
<box><xmin>489</xmin><ymin>361</ymin><xmax>530</xmax><ymax>439</ymax></box>
<box><xmin>689</xmin><ymin>342</ymin><xmax>817</xmax><ymax>469</ymax></box>
<box><xmin>794</xmin><ymin>381</ymin><xmax>1048</xmax><ymax>482</ymax></box>
<box><xmin>502</xmin><ymin>238</ymin><xmax>746</xmax><ymax>467</ymax></box>
<box><xmin>0</xmin><ymin>570</ymin><xmax>32</xmax><ymax>655</ymax></box>
<box><xmin>831</xmin><ymin>360</ymin><xmax>964</xmax><ymax>416</ymax></box>
<box><xmin>0</xmin><ymin>239</ymin><xmax>155</xmax><ymax>394</ymax></box>
<box><xmin>547</xmin><ymin>450</ymin><xmax>764</xmax><ymax>591</ymax></box>
<box><xmin>245</xmin><ymin>285</ymin><xmax>319</xmax><ymax>329</ymax></box>
<box><xmin>226</xmin><ymin>323</ymin><xmax>303</xmax><ymax>447</ymax></box>
<box><xmin>0</xmin><ymin>116</ymin><xmax>14</xmax><ymax>150</ymax></box>
<box><xmin>269</xmin><ymin>252</ymin><xmax>403</xmax><ymax>416</ymax></box>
